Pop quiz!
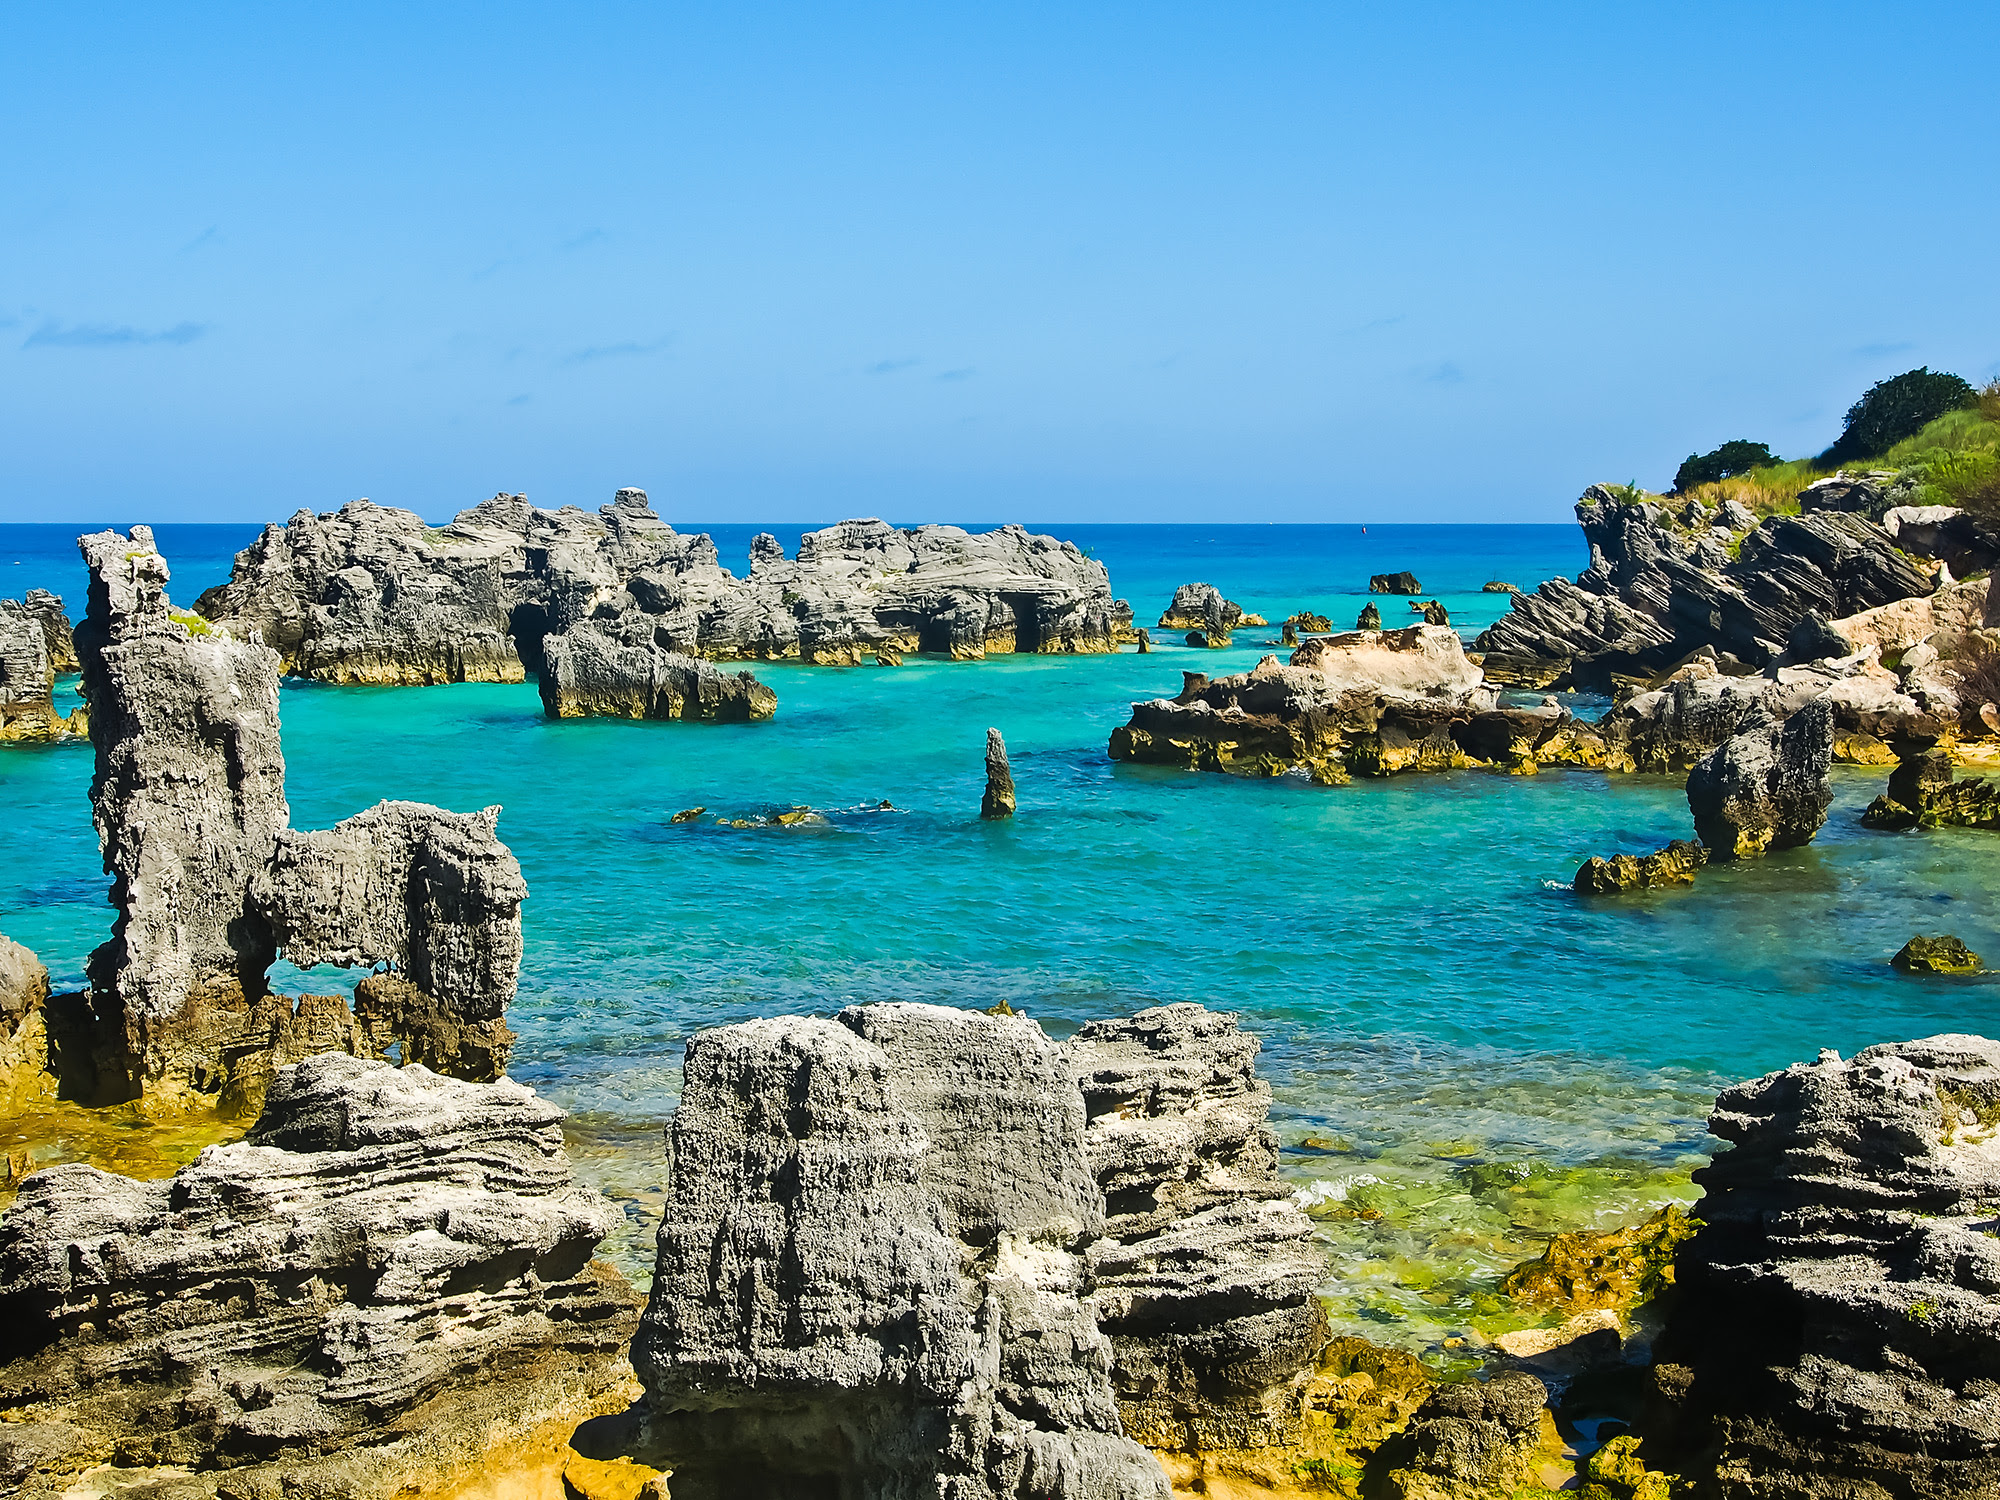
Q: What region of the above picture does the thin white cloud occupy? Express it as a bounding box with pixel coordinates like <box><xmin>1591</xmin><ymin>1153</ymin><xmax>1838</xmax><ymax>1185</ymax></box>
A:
<box><xmin>23</xmin><ymin>320</ymin><xmax>205</xmax><ymax>349</ymax></box>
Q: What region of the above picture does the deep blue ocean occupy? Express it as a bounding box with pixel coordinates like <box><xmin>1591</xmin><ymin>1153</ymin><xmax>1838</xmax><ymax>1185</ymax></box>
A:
<box><xmin>5</xmin><ymin>518</ymin><xmax>1994</xmax><ymax>1349</ymax></box>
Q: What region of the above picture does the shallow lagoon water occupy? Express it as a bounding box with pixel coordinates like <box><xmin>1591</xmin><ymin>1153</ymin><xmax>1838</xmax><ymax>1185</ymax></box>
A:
<box><xmin>4</xmin><ymin>519</ymin><xmax>1998</xmax><ymax>1355</ymax></box>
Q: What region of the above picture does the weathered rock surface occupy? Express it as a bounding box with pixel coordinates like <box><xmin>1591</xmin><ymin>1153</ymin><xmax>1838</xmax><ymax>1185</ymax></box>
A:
<box><xmin>539</xmin><ymin>623</ymin><xmax>777</xmax><ymax>721</ymax></box>
<box><xmin>198</xmin><ymin>494</ymin><xmax>1121</xmax><ymax>678</ymax></box>
<box><xmin>631</xmin><ymin>1002</ymin><xmax>1172</xmax><ymax>1500</ymax></box>
<box><xmin>1652</xmin><ymin>1035</ymin><xmax>2000</xmax><ymax>1498</ymax></box>
<box><xmin>981</xmin><ymin>726</ymin><xmax>1016</xmax><ymax>819</ymax></box>
<box><xmin>1686</xmin><ymin>695</ymin><xmax>1834</xmax><ymax>858</ymax></box>
<box><xmin>1370</xmin><ymin>571</ymin><xmax>1421</xmax><ymax>595</ymax></box>
<box><xmin>1477</xmin><ymin>486</ymin><xmax>1935</xmax><ymax>689</ymax></box>
<box><xmin>0</xmin><ymin>1053</ymin><xmax>637</xmax><ymax>1499</ymax></box>
<box><xmin>1110</xmin><ymin>629</ymin><xmax>1610</xmax><ymax>781</ymax></box>
<box><xmin>1380</xmin><ymin>1371</ymin><xmax>1557</xmax><ymax>1500</ymax></box>
<box><xmin>1357</xmin><ymin>601</ymin><xmax>1383</xmax><ymax>631</ymax></box>
<box><xmin>1067</xmin><ymin>1004</ymin><xmax>1330</xmax><ymax>1454</ymax></box>
<box><xmin>1574</xmin><ymin>840</ymin><xmax>1709</xmax><ymax>895</ymax></box>
<box><xmin>1863</xmin><ymin>744</ymin><xmax>2000</xmax><ymax>831</ymax></box>
<box><xmin>1891</xmin><ymin>935</ymin><xmax>1983</xmax><ymax>974</ymax></box>
<box><xmin>77</xmin><ymin>527</ymin><xmax>292</xmax><ymax>1061</ymax></box>
<box><xmin>0</xmin><ymin>592</ymin><xmax>82</xmax><ymax>742</ymax></box>
<box><xmin>70</xmin><ymin>527</ymin><xmax>530</xmax><ymax>1108</ymax></box>
<box><xmin>1159</xmin><ymin>583</ymin><xmax>1255</xmax><ymax>634</ymax></box>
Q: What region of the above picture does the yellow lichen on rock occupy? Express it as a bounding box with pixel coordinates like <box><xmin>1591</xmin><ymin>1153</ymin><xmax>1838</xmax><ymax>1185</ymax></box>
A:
<box><xmin>1499</xmin><ymin>1204</ymin><xmax>1697</xmax><ymax>1314</ymax></box>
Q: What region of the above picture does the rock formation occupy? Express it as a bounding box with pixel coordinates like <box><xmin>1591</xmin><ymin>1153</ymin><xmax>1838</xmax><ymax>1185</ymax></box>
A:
<box><xmin>1651</xmin><ymin>1035</ymin><xmax>2000</xmax><ymax>1497</ymax></box>
<box><xmin>1357</xmin><ymin>601</ymin><xmax>1383</xmax><ymax>630</ymax></box>
<box><xmin>981</xmin><ymin>726</ymin><xmax>1016</xmax><ymax>819</ymax></box>
<box><xmin>1159</xmin><ymin>583</ymin><xmax>1263</xmax><ymax>638</ymax></box>
<box><xmin>1476</xmin><ymin>486</ymin><xmax>1935</xmax><ymax>689</ymax></box>
<box><xmin>0</xmin><ymin>592</ymin><xmax>82</xmax><ymax>743</ymax></box>
<box><xmin>1685</xmin><ymin>695</ymin><xmax>1835</xmax><ymax>858</ymax></box>
<box><xmin>1067</xmin><ymin>1004</ymin><xmax>1330</xmax><ymax>1456</ymax></box>
<box><xmin>1379</xmin><ymin>1371</ymin><xmax>1557</xmax><ymax>1500</ymax></box>
<box><xmin>1574</xmin><ymin>839</ymin><xmax>1709</xmax><ymax>895</ymax></box>
<box><xmin>196</xmin><ymin>494</ymin><xmax>1122</xmax><ymax>677</ymax></box>
<box><xmin>1421</xmin><ymin>599</ymin><xmax>1451</xmax><ymax>626</ymax></box>
<box><xmin>1891</xmin><ymin>935</ymin><xmax>1982</xmax><ymax>974</ymax></box>
<box><xmin>1863</xmin><ymin>743</ymin><xmax>2000</xmax><ymax>830</ymax></box>
<box><xmin>251</xmin><ymin>801</ymin><xmax>528</xmax><ymax>1078</ymax></box>
<box><xmin>630</xmin><ymin>1002</ymin><xmax>1175</xmax><ymax>1500</ymax></box>
<box><xmin>0</xmin><ymin>1053</ymin><xmax>638</xmax><ymax>1498</ymax></box>
<box><xmin>68</xmin><ymin>527</ymin><xmax>529</xmax><ymax>1109</ymax></box>
<box><xmin>1370</xmin><ymin>571</ymin><xmax>1421</xmax><ymax>595</ymax></box>
<box><xmin>1109</xmin><ymin>628</ymin><xmax>1608</xmax><ymax>782</ymax></box>
<box><xmin>539</xmin><ymin>624</ymin><xmax>777</xmax><ymax>721</ymax></box>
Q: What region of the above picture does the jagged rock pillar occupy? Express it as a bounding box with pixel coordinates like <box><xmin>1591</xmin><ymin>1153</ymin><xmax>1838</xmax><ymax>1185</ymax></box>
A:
<box><xmin>981</xmin><ymin>726</ymin><xmax>1017</xmax><ymax>819</ymax></box>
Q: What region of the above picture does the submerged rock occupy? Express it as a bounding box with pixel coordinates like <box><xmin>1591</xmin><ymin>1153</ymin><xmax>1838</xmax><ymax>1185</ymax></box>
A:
<box><xmin>539</xmin><ymin>625</ymin><xmax>777</xmax><ymax>721</ymax></box>
<box><xmin>0</xmin><ymin>1053</ymin><xmax>637</xmax><ymax>1498</ymax></box>
<box><xmin>1370</xmin><ymin>571</ymin><xmax>1421</xmax><ymax>595</ymax></box>
<box><xmin>631</xmin><ymin>1002</ymin><xmax>1172</xmax><ymax>1500</ymax></box>
<box><xmin>1685</xmin><ymin>696</ymin><xmax>1834</xmax><ymax>859</ymax></box>
<box><xmin>1891</xmin><ymin>935</ymin><xmax>1982</xmax><ymax>974</ymax></box>
<box><xmin>1651</xmin><ymin>1035</ymin><xmax>2000</xmax><ymax>1497</ymax></box>
<box><xmin>981</xmin><ymin>726</ymin><xmax>1017</xmax><ymax>819</ymax></box>
<box><xmin>1482</xmin><ymin>580</ymin><xmax>1519</xmax><ymax>594</ymax></box>
<box><xmin>0</xmin><ymin>593</ymin><xmax>82</xmax><ymax>743</ymax></box>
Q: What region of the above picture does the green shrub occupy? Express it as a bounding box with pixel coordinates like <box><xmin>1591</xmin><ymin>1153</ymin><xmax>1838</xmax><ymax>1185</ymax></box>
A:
<box><xmin>1822</xmin><ymin>367</ymin><xmax>1977</xmax><ymax>465</ymax></box>
<box><xmin>1674</xmin><ymin>439</ymin><xmax>1775</xmax><ymax>494</ymax></box>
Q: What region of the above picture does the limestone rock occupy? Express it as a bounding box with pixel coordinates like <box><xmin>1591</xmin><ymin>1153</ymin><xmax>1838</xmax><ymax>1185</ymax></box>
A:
<box><xmin>1380</xmin><ymin>1371</ymin><xmax>1555</xmax><ymax>1500</ymax></box>
<box><xmin>0</xmin><ymin>1053</ymin><xmax>637</xmax><ymax>1496</ymax></box>
<box><xmin>76</xmin><ymin>527</ymin><xmax>291</xmax><ymax>1060</ymax></box>
<box><xmin>981</xmin><ymin>726</ymin><xmax>1017</xmax><ymax>819</ymax></box>
<box><xmin>1285</xmin><ymin>611</ymin><xmax>1332</xmax><ymax>636</ymax></box>
<box><xmin>1862</xmin><ymin>745</ymin><xmax>2000</xmax><ymax>830</ymax></box>
<box><xmin>631</xmin><ymin>1003</ymin><xmax>1170</xmax><ymax>1500</ymax></box>
<box><xmin>1685</xmin><ymin>695</ymin><xmax>1835</xmax><ymax>858</ymax></box>
<box><xmin>1498</xmin><ymin>1204</ymin><xmax>1695</xmax><ymax>1313</ymax></box>
<box><xmin>73</xmin><ymin>526</ymin><xmax>531</xmax><ymax>1106</ymax></box>
<box><xmin>1574</xmin><ymin>840</ymin><xmax>1709</xmax><ymax>895</ymax></box>
<box><xmin>1482</xmin><ymin>580</ymin><xmax>1519</xmax><ymax>593</ymax></box>
<box><xmin>1652</xmin><ymin>1035</ymin><xmax>2000</xmax><ymax>1497</ymax></box>
<box><xmin>1891</xmin><ymin>935</ymin><xmax>1982</xmax><ymax>974</ymax></box>
<box><xmin>539</xmin><ymin>624</ymin><xmax>777</xmax><ymax>720</ymax></box>
<box><xmin>1477</xmin><ymin>487</ymin><xmax>1934</xmax><ymax>689</ymax></box>
<box><xmin>1067</xmin><ymin>1004</ymin><xmax>1330</xmax><ymax>1453</ymax></box>
<box><xmin>1158</xmin><ymin>582</ymin><xmax>1247</xmax><ymax>635</ymax></box>
<box><xmin>1421</xmin><ymin>599</ymin><xmax>1451</xmax><ymax>626</ymax></box>
<box><xmin>0</xmin><ymin>593</ymin><xmax>81</xmax><ymax>743</ymax></box>
<box><xmin>1370</xmin><ymin>571</ymin><xmax>1421</xmax><ymax>595</ymax></box>
<box><xmin>1357</xmin><ymin>601</ymin><xmax>1383</xmax><ymax>630</ymax></box>
<box><xmin>0</xmin><ymin>934</ymin><xmax>49</xmax><ymax>1033</ymax></box>
<box><xmin>1797</xmin><ymin>469</ymin><xmax>1897</xmax><ymax>520</ymax></box>
<box><xmin>251</xmin><ymin>801</ymin><xmax>527</xmax><ymax>1076</ymax></box>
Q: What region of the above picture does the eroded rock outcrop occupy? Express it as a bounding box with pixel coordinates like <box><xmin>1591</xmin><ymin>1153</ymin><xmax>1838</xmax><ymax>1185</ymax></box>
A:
<box><xmin>1574</xmin><ymin>839</ymin><xmax>1709</xmax><ymax>895</ymax></box>
<box><xmin>1370</xmin><ymin>571</ymin><xmax>1421</xmax><ymax>595</ymax></box>
<box><xmin>1651</xmin><ymin>1035</ymin><xmax>2000</xmax><ymax>1498</ymax></box>
<box><xmin>198</xmin><ymin>494</ymin><xmax>1121</xmax><ymax>677</ymax></box>
<box><xmin>70</xmin><ymin>527</ymin><xmax>529</xmax><ymax>1109</ymax></box>
<box><xmin>539</xmin><ymin>624</ymin><xmax>777</xmax><ymax>721</ymax></box>
<box><xmin>1068</xmin><ymin>1004</ymin><xmax>1330</xmax><ymax>1456</ymax></box>
<box><xmin>1109</xmin><ymin>628</ymin><xmax>1606</xmax><ymax>781</ymax></box>
<box><xmin>0</xmin><ymin>592</ymin><xmax>82</xmax><ymax>743</ymax></box>
<box><xmin>1159</xmin><ymin>583</ymin><xmax>1263</xmax><ymax>639</ymax></box>
<box><xmin>1685</xmin><ymin>695</ymin><xmax>1834</xmax><ymax>858</ymax></box>
<box><xmin>0</xmin><ymin>1053</ymin><xmax>638</xmax><ymax>1499</ymax></box>
<box><xmin>1863</xmin><ymin>743</ymin><xmax>2000</xmax><ymax>830</ymax></box>
<box><xmin>630</xmin><ymin>1002</ymin><xmax>1173</xmax><ymax>1500</ymax></box>
<box><xmin>1477</xmin><ymin>486</ymin><xmax>1935</xmax><ymax>689</ymax></box>
<box><xmin>981</xmin><ymin>727</ymin><xmax>1016</xmax><ymax>819</ymax></box>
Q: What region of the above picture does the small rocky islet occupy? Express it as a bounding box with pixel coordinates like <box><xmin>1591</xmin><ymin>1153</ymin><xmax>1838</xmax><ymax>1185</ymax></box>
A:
<box><xmin>3</xmin><ymin>475</ymin><xmax>2000</xmax><ymax>1495</ymax></box>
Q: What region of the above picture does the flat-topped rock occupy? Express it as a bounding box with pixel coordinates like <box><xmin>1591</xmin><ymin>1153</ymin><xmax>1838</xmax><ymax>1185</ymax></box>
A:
<box><xmin>0</xmin><ymin>1054</ymin><xmax>636</xmax><ymax>1497</ymax></box>
<box><xmin>539</xmin><ymin>625</ymin><xmax>777</xmax><ymax>721</ymax></box>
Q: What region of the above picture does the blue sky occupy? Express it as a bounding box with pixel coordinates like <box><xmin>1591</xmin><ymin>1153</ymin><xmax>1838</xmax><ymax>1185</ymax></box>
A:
<box><xmin>3</xmin><ymin>2</ymin><xmax>1995</xmax><ymax>524</ymax></box>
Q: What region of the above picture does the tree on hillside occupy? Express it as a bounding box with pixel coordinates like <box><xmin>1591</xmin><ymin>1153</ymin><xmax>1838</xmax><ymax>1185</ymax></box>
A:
<box><xmin>1821</xmin><ymin>367</ymin><xmax>1976</xmax><ymax>465</ymax></box>
<box><xmin>1673</xmin><ymin>439</ymin><xmax>1775</xmax><ymax>494</ymax></box>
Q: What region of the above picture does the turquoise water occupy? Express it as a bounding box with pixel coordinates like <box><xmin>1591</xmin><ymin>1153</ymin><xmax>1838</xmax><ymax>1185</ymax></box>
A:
<box><xmin>5</xmin><ymin>520</ymin><xmax>1998</xmax><ymax>1350</ymax></box>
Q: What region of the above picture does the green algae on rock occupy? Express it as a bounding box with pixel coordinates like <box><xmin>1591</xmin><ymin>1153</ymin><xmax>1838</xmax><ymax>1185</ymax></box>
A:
<box><xmin>1891</xmin><ymin>934</ymin><xmax>1983</xmax><ymax>974</ymax></box>
<box><xmin>1574</xmin><ymin>840</ymin><xmax>1708</xmax><ymax>895</ymax></box>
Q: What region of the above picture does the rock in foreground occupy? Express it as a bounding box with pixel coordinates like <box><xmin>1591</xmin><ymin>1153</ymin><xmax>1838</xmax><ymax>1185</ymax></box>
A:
<box><xmin>1653</xmin><ymin>1035</ymin><xmax>2000</xmax><ymax>1497</ymax></box>
<box><xmin>0</xmin><ymin>1054</ymin><xmax>638</xmax><ymax>1498</ymax></box>
<box><xmin>632</xmin><ymin>1002</ymin><xmax>1173</xmax><ymax>1500</ymax></box>
<box><xmin>630</xmin><ymin>1001</ymin><xmax>1332</xmax><ymax>1500</ymax></box>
